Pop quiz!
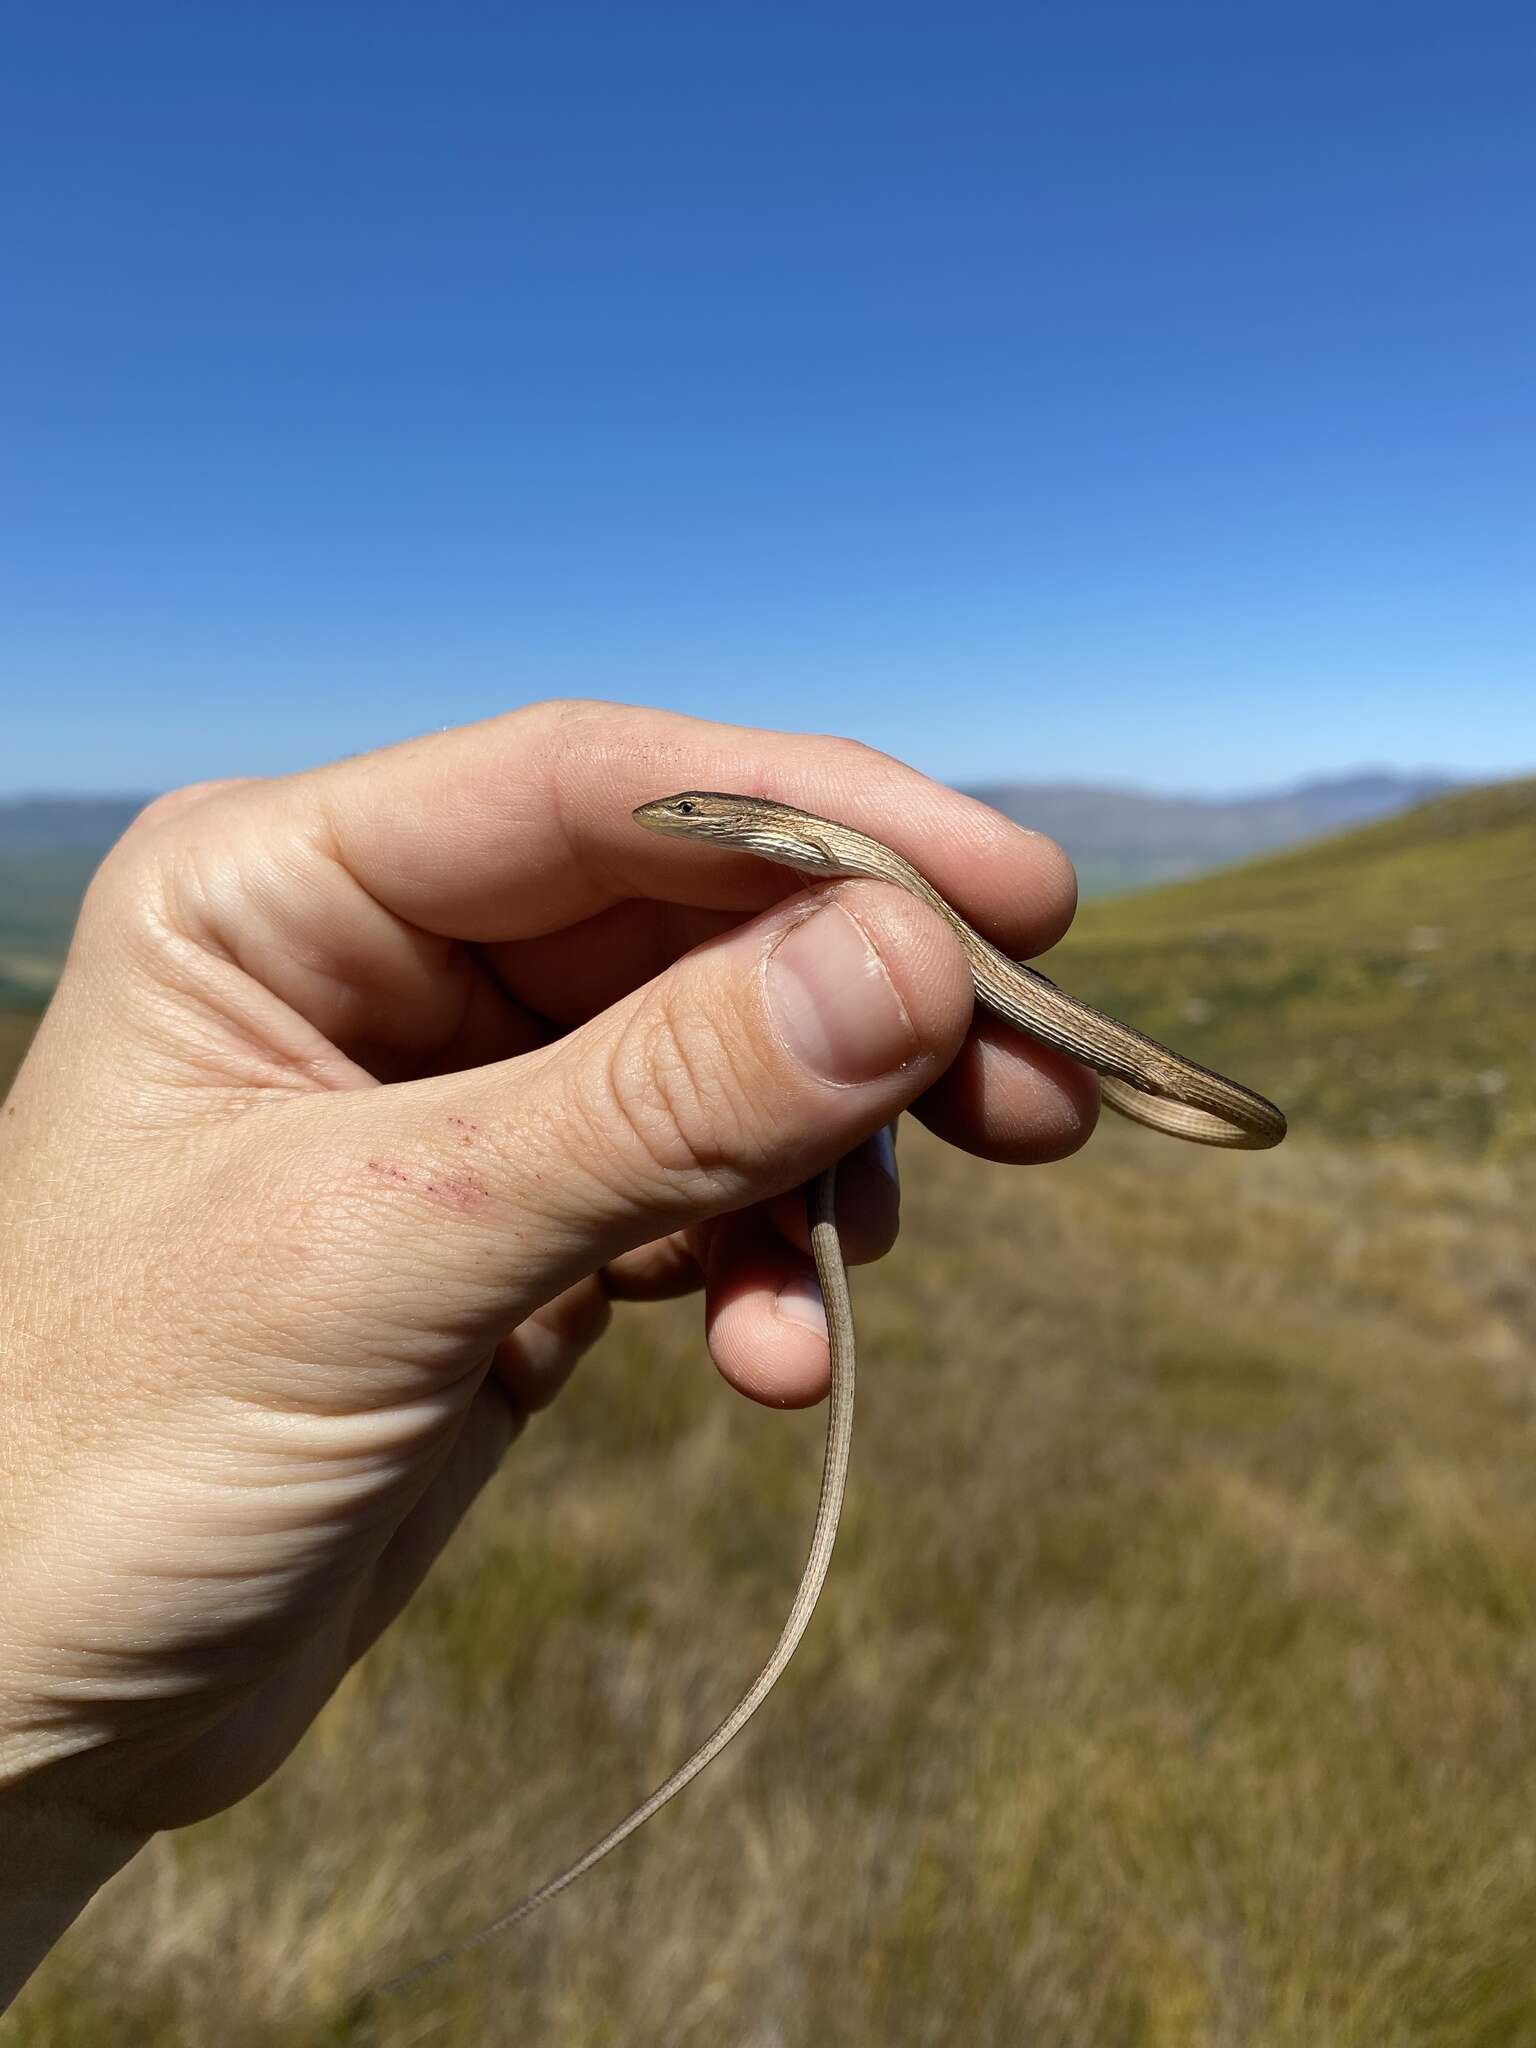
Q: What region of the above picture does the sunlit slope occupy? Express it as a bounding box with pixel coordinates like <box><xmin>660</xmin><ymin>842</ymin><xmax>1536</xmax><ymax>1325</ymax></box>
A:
<box><xmin>1049</xmin><ymin>777</ymin><xmax>1536</xmax><ymax>1155</ymax></box>
<box><xmin>17</xmin><ymin>1127</ymin><xmax>1536</xmax><ymax>2045</ymax></box>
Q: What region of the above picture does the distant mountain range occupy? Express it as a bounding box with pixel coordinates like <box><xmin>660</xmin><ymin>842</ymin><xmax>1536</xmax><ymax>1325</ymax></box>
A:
<box><xmin>0</xmin><ymin>794</ymin><xmax>149</xmax><ymax>854</ymax></box>
<box><xmin>0</xmin><ymin>770</ymin><xmax>1475</xmax><ymax>1005</ymax></box>
<box><xmin>0</xmin><ymin>770</ymin><xmax>1463</xmax><ymax>872</ymax></box>
<box><xmin>964</xmin><ymin>770</ymin><xmax>1464</xmax><ymax>896</ymax></box>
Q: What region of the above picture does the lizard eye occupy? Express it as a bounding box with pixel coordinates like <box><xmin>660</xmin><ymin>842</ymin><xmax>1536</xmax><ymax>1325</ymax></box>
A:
<box><xmin>675</xmin><ymin>799</ymin><xmax>696</xmax><ymax>815</ymax></box>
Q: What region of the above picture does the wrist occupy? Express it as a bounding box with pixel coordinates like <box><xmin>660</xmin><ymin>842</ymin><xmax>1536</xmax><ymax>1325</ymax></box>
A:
<box><xmin>0</xmin><ymin>1766</ymin><xmax>145</xmax><ymax>2011</ymax></box>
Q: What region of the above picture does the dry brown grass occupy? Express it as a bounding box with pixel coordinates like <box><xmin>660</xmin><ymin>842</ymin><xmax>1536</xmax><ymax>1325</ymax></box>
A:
<box><xmin>13</xmin><ymin>1121</ymin><xmax>1536</xmax><ymax>2047</ymax></box>
<box><xmin>8</xmin><ymin>784</ymin><xmax>1535</xmax><ymax>2042</ymax></box>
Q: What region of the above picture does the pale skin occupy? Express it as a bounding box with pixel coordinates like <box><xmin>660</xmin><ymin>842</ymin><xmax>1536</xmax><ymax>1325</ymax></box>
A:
<box><xmin>0</xmin><ymin>701</ymin><xmax>1097</xmax><ymax>2007</ymax></box>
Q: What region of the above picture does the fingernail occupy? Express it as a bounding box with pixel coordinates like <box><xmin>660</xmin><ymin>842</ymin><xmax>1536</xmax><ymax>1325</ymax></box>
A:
<box><xmin>868</xmin><ymin>1121</ymin><xmax>899</xmax><ymax>1188</ymax></box>
<box><xmin>765</xmin><ymin>902</ymin><xmax>918</xmax><ymax>1085</ymax></box>
<box><xmin>775</xmin><ymin>1268</ymin><xmax>829</xmax><ymax>1338</ymax></box>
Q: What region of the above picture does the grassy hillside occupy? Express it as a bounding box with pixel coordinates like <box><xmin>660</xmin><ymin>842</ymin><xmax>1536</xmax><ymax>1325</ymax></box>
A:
<box><xmin>7</xmin><ymin>781</ymin><xmax>1536</xmax><ymax>2045</ymax></box>
<box><xmin>1052</xmin><ymin>777</ymin><xmax>1536</xmax><ymax>1158</ymax></box>
<box><xmin>15</xmin><ymin>1126</ymin><xmax>1536</xmax><ymax>2046</ymax></box>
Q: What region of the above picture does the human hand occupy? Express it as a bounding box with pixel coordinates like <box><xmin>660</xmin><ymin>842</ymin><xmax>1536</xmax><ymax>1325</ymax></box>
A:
<box><xmin>0</xmin><ymin>701</ymin><xmax>1094</xmax><ymax>1994</ymax></box>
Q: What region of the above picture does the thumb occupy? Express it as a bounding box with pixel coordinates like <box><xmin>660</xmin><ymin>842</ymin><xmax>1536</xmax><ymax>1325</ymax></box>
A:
<box><xmin>297</xmin><ymin>883</ymin><xmax>974</xmax><ymax>1362</ymax></box>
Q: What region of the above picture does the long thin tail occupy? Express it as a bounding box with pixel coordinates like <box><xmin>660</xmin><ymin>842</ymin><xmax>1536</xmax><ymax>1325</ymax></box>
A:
<box><xmin>356</xmin><ymin>1167</ymin><xmax>856</xmax><ymax>2008</ymax></box>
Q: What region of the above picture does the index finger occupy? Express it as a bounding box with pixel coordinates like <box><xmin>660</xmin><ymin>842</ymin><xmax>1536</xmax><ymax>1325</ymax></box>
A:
<box><xmin>309</xmin><ymin>699</ymin><xmax>1079</xmax><ymax>958</ymax></box>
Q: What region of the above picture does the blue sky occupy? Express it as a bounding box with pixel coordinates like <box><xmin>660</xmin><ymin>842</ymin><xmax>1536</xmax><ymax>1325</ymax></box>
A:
<box><xmin>3</xmin><ymin>2</ymin><xmax>1532</xmax><ymax>796</ymax></box>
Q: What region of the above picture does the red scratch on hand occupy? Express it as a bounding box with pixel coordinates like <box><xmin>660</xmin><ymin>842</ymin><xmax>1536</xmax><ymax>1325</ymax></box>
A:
<box><xmin>366</xmin><ymin>1158</ymin><xmax>491</xmax><ymax>1213</ymax></box>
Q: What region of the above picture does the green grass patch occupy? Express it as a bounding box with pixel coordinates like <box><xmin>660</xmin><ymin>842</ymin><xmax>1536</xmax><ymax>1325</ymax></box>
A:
<box><xmin>1052</xmin><ymin>777</ymin><xmax>1536</xmax><ymax>1156</ymax></box>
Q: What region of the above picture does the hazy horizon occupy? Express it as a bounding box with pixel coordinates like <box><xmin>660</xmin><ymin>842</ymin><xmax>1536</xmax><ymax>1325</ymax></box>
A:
<box><xmin>0</xmin><ymin>756</ymin><xmax>1523</xmax><ymax>809</ymax></box>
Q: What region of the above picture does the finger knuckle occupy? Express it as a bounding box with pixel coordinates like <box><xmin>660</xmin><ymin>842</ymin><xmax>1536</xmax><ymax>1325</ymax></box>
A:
<box><xmin>85</xmin><ymin>781</ymin><xmax>255</xmax><ymax>942</ymax></box>
<box><xmin>819</xmin><ymin>730</ymin><xmax>881</xmax><ymax>765</ymax></box>
<box><xmin>819</xmin><ymin>732</ymin><xmax>912</xmax><ymax>793</ymax></box>
<box><xmin>77</xmin><ymin>831</ymin><xmax>173</xmax><ymax>953</ymax></box>
<box><xmin>598</xmin><ymin>993</ymin><xmax>763</xmax><ymax>1195</ymax></box>
<box><xmin>129</xmin><ymin>780</ymin><xmax>252</xmax><ymax>835</ymax></box>
<box><xmin>516</xmin><ymin>696</ymin><xmax>614</xmax><ymax>741</ymax></box>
